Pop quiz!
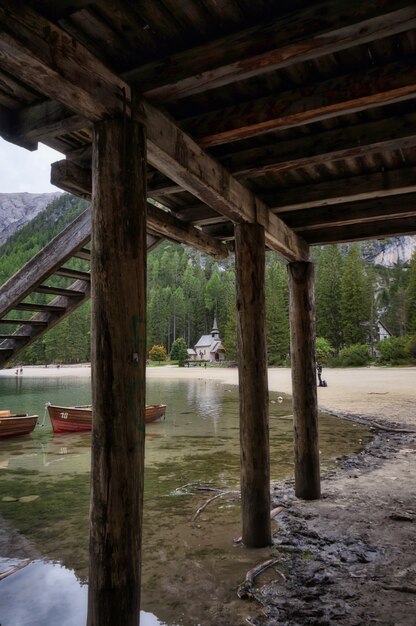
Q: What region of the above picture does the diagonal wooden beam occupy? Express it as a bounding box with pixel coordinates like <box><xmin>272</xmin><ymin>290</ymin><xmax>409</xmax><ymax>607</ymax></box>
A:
<box><xmin>0</xmin><ymin>0</ymin><xmax>307</xmax><ymax>262</ymax></box>
<box><xmin>50</xmin><ymin>160</ymin><xmax>229</xmax><ymax>259</ymax></box>
<box><xmin>126</xmin><ymin>1</ymin><xmax>416</xmax><ymax>102</ymax></box>
<box><xmin>183</xmin><ymin>59</ymin><xmax>416</xmax><ymax>147</ymax></box>
<box><xmin>0</xmin><ymin>210</ymin><xmax>91</xmax><ymax>318</ymax></box>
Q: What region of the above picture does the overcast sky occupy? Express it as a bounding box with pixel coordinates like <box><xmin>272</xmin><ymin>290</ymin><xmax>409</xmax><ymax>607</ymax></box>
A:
<box><xmin>0</xmin><ymin>138</ymin><xmax>64</xmax><ymax>193</ymax></box>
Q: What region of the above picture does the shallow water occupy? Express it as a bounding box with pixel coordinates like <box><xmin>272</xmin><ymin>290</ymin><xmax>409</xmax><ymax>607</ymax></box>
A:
<box><xmin>0</xmin><ymin>375</ymin><xmax>372</xmax><ymax>625</ymax></box>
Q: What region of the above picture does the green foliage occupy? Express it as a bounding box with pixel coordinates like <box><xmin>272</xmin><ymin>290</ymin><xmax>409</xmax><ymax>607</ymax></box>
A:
<box><xmin>340</xmin><ymin>245</ymin><xmax>371</xmax><ymax>345</ymax></box>
<box><xmin>314</xmin><ymin>245</ymin><xmax>344</xmax><ymax>350</ymax></box>
<box><xmin>406</xmin><ymin>252</ymin><xmax>416</xmax><ymax>334</ymax></box>
<box><xmin>376</xmin><ymin>337</ymin><xmax>408</xmax><ymax>364</ymax></box>
<box><xmin>315</xmin><ymin>337</ymin><xmax>333</xmax><ymax>364</ymax></box>
<box><xmin>149</xmin><ymin>344</ymin><xmax>167</xmax><ymax>362</ymax></box>
<box><xmin>170</xmin><ymin>337</ymin><xmax>188</xmax><ymax>366</ymax></box>
<box><xmin>336</xmin><ymin>344</ymin><xmax>371</xmax><ymax>367</ymax></box>
<box><xmin>405</xmin><ymin>335</ymin><xmax>416</xmax><ymax>360</ymax></box>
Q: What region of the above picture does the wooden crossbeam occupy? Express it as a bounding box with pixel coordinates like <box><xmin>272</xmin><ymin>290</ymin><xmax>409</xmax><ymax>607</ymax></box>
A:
<box><xmin>126</xmin><ymin>1</ymin><xmax>416</xmax><ymax>102</ymax></box>
<box><xmin>184</xmin><ymin>59</ymin><xmax>416</xmax><ymax>146</ymax></box>
<box><xmin>51</xmin><ymin>160</ymin><xmax>229</xmax><ymax>259</ymax></box>
<box><xmin>0</xmin><ymin>0</ymin><xmax>308</xmax><ymax>262</ymax></box>
<box><xmin>286</xmin><ymin>193</ymin><xmax>416</xmax><ymax>230</ymax></box>
<box><xmin>301</xmin><ymin>216</ymin><xmax>416</xmax><ymax>245</ymax></box>
<box><xmin>270</xmin><ymin>167</ymin><xmax>416</xmax><ymax>213</ymax></box>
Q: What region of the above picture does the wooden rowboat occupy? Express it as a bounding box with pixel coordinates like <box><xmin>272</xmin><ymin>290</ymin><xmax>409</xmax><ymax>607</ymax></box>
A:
<box><xmin>0</xmin><ymin>410</ymin><xmax>38</xmax><ymax>438</ymax></box>
<box><xmin>46</xmin><ymin>403</ymin><xmax>166</xmax><ymax>434</ymax></box>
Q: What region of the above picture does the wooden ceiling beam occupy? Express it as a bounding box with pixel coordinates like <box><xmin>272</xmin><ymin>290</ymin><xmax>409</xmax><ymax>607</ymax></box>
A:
<box><xmin>269</xmin><ymin>166</ymin><xmax>416</xmax><ymax>213</ymax></box>
<box><xmin>126</xmin><ymin>1</ymin><xmax>416</xmax><ymax>102</ymax></box>
<box><xmin>301</xmin><ymin>217</ymin><xmax>416</xmax><ymax>245</ymax></box>
<box><xmin>50</xmin><ymin>160</ymin><xmax>229</xmax><ymax>260</ymax></box>
<box><xmin>0</xmin><ymin>1</ymin><xmax>307</xmax><ymax>262</ymax></box>
<box><xmin>184</xmin><ymin>60</ymin><xmax>416</xmax><ymax>147</ymax></box>
<box><xmin>223</xmin><ymin>114</ymin><xmax>416</xmax><ymax>178</ymax></box>
<box><xmin>285</xmin><ymin>193</ymin><xmax>416</xmax><ymax>231</ymax></box>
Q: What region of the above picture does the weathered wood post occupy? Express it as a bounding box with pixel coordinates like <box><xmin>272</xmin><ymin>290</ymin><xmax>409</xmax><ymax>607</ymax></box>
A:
<box><xmin>88</xmin><ymin>115</ymin><xmax>147</xmax><ymax>625</ymax></box>
<box><xmin>235</xmin><ymin>222</ymin><xmax>271</xmax><ymax>547</ymax></box>
<box><xmin>288</xmin><ymin>261</ymin><xmax>320</xmax><ymax>500</ymax></box>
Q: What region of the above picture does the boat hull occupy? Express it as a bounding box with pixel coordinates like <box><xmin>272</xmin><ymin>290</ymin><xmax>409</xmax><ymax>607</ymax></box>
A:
<box><xmin>47</xmin><ymin>404</ymin><xmax>166</xmax><ymax>433</ymax></box>
<box><xmin>0</xmin><ymin>411</ymin><xmax>38</xmax><ymax>438</ymax></box>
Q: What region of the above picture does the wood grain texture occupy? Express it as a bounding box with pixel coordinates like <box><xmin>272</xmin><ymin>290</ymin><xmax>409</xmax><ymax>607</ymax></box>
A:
<box><xmin>235</xmin><ymin>222</ymin><xmax>271</xmax><ymax>547</ymax></box>
<box><xmin>288</xmin><ymin>262</ymin><xmax>320</xmax><ymax>500</ymax></box>
<box><xmin>88</xmin><ymin>116</ymin><xmax>147</xmax><ymax>626</ymax></box>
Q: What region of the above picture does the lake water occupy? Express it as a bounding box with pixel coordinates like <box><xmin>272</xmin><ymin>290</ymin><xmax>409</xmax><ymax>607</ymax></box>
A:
<box><xmin>0</xmin><ymin>374</ymin><xmax>371</xmax><ymax>626</ymax></box>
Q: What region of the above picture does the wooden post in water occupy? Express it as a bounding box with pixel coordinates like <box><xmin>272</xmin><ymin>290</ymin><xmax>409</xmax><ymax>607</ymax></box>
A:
<box><xmin>87</xmin><ymin>115</ymin><xmax>147</xmax><ymax>626</ymax></box>
<box><xmin>288</xmin><ymin>261</ymin><xmax>321</xmax><ymax>500</ymax></box>
<box><xmin>235</xmin><ymin>222</ymin><xmax>271</xmax><ymax>548</ymax></box>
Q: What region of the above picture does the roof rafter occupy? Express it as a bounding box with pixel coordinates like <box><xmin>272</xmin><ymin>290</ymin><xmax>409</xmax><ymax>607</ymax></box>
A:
<box><xmin>126</xmin><ymin>1</ymin><xmax>416</xmax><ymax>102</ymax></box>
<box><xmin>183</xmin><ymin>59</ymin><xmax>416</xmax><ymax>146</ymax></box>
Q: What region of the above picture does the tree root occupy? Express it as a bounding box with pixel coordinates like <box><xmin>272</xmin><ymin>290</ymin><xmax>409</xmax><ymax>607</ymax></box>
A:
<box><xmin>382</xmin><ymin>584</ymin><xmax>416</xmax><ymax>594</ymax></box>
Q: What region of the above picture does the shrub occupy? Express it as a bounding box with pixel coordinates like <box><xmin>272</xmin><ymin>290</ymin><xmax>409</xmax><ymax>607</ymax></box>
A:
<box><xmin>405</xmin><ymin>335</ymin><xmax>416</xmax><ymax>360</ymax></box>
<box><xmin>148</xmin><ymin>344</ymin><xmax>167</xmax><ymax>363</ymax></box>
<box><xmin>315</xmin><ymin>337</ymin><xmax>333</xmax><ymax>364</ymax></box>
<box><xmin>337</xmin><ymin>344</ymin><xmax>370</xmax><ymax>367</ymax></box>
<box><xmin>170</xmin><ymin>337</ymin><xmax>188</xmax><ymax>367</ymax></box>
<box><xmin>377</xmin><ymin>336</ymin><xmax>408</xmax><ymax>364</ymax></box>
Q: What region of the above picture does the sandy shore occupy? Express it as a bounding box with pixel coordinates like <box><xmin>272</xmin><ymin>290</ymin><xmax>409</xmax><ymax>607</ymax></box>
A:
<box><xmin>3</xmin><ymin>364</ymin><xmax>415</xmax><ymax>425</ymax></box>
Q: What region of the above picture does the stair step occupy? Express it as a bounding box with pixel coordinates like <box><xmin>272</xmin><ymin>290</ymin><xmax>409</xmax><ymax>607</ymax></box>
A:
<box><xmin>0</xmin><ymin>334</ymin><xmax>30</xmax><ymax>340</ymax></box>
<box><xmin>54</xmin><ymin>267</ymin><xmax>91</xmax><ymax>281</ymax></box>
<box><xmin>15</xmin><ymin>303</ymin><xmax>66</xmax><ymax>313</ymax></box>
<box><xmin>0</xmin><ymin>318</ymin><xmax>48</xmax><ymax>326</ymax></box>
<box><xmin>73</xmin><ymin>247</ymin><xmax>91</xmax><ymax>261</ymax></box>
<box><xmin>35</xmin><ymin>285</ymin><xmax>85</xmax><ymax>297</ymax></box>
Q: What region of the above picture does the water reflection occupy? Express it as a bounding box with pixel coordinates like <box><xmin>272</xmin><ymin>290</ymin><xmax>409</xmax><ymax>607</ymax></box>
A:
<box><xmin>0</xmin><ymin>376</ymin><xmax>372</xmax><ymax>625</ymax></box>
<box><xmin>0</xmin><ymin>560</ymin><xmax>165</xmax><ymax>626</ymax></box>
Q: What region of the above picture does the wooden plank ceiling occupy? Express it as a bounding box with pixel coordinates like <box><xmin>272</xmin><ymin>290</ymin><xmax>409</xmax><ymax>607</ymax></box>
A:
<box><xmin>0</xmin><ymin>0</ymin><xmax>416</xmax><ymax>262</ymax></box>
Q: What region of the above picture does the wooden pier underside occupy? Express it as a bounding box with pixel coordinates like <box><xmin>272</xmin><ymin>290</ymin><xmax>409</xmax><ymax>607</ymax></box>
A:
<box><xmin>1</xmin><ymin>1</ymin><xmax>416</xmax><ymax>624</ymax></box>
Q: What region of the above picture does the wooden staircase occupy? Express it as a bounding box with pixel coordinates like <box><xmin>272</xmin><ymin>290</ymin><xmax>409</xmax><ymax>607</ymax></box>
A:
<box><xmin>0</xmin><ymin>208</ymin><xmax>160</xmax><ymax>366</ymax></box>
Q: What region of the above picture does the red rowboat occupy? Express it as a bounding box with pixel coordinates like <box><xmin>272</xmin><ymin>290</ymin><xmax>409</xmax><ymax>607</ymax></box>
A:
<box><xmin>0</xmin><ymin>410</ymin><xmax>38</xmax><ymax>438</ymax></box>
<box><xmin>46</xmin><ymin>403</ymin><xmax>166</xmax><ymax>433</ymax></box>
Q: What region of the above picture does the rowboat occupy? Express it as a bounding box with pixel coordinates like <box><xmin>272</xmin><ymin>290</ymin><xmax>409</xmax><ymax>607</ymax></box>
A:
<box><xmin>46</xmin><ymin>403</ymin><xmax>166</xmax><ymax>433</ymax></box>
<box><xmin>0</xmin><ymin>410</ymin><xmax>38</xmax><ymax>438</ymax></box>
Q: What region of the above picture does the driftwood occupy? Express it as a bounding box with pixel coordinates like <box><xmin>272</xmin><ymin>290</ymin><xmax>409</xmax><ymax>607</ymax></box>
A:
<box><xmin>191</xmin><ymin>490</ymin><xmax>240</xmax><ymax>522</ymax></box>
<box><xmin>0</xmin><ymin>559</ymin><xmax>32</xmax><ymax>581</ymax></box>
<box><xmin>237</xmin><ymin>558</ymin><xmax>283</xmax><ymax>599</ymax></box>
<box><xmin>382</xmin><ymin>584</ymin><xmax>416</xmax><ymax>594</ymax></box>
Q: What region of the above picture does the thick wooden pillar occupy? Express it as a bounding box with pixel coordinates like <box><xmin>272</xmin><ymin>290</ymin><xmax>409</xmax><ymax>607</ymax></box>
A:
<box><xmin>87</xmin><ymin>116</ymin><xmax>147</xmax><ymax>626</ymax></box>
<box><xmin>235</xmin><ymin>223</ymin><xmax>271</xmax><ymax>548</ymax></box>
<box><xmin>288</xmin><ymin>261</ymin><xmax>320</xmax><ymax>500</ymax></box>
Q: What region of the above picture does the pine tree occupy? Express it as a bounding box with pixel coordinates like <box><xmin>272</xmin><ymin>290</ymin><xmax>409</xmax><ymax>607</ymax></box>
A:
<box><xmin>406</xmin><ymin>252</ymin><xmax>416</xmax><ymax>334</ymax></box>
<box><xmin>314</xmin><ymin>245</ymin><xmax>344</xmax><ymax>351</ymax></box>
<box><xmin>340</xmin><ymin>245</ymin><xmax>371</xmax><ymax>345</ymax></box>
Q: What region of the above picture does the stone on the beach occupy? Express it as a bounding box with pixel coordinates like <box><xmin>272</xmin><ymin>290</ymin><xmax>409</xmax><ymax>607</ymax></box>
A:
<box><xmin>19</xmin><ymin>495</ymin><xmax>40</xmax><ymax>503</ymax></box>
<box><xmin>2</xmin><ymin>496</ymin><xmax>18</xmax><ymax>502</ymax></box>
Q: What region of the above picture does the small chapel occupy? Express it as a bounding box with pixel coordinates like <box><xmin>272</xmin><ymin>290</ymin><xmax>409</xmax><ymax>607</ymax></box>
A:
<box><xmin>194</xmin><ymin>318</ymin><xmax>226</xmax><ymax>363</ymax></box>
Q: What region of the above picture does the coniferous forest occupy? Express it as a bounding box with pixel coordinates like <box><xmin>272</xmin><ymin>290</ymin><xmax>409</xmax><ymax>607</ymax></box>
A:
<box><xmin>1</xmin><ymin>194</ymin><xmax>416</xmax><ymax>367</ymax></box>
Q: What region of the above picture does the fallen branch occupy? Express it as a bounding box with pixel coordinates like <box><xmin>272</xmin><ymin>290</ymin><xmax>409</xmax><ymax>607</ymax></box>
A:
<box><xmin>270</xmin><ymin>506</ymin><xmax>284</xmax><ymax>519</ymax></box>
<box><xmin>191</xmin><ymin>490</ymin><xmax>240</xmax><ymax>521</ymax></box>
<box><xmin>0</xmin><ymin>559</ymin><xmax>32</xmax><ymax>581</ymax></box>
<box><xmin>237</xmin><ymin>558</ymin><xmax>280</xmax><ymax>599</ymax></box>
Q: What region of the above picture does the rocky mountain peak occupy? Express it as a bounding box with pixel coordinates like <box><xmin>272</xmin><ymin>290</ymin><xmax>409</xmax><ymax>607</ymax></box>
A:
<box><xmin>0</xmin><ymin>191</ymin><xmax>62</xmax><ymax>246</ymax></box>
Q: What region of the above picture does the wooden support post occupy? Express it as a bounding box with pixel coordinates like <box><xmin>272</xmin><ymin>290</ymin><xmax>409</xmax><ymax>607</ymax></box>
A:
<box><xmin>288</xmin><ymin>262</ymin><xmax>321</xmax><ymax>500</ymax></box>
<box><xmin>88</xmin><ymin>116</ymin><xmax>147</xmax><ymax>625</ymax></box>
<box><xmin>235</xmin><ymin>223</ymin><xmax>271</xmax><ymax>548</ymax></box>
